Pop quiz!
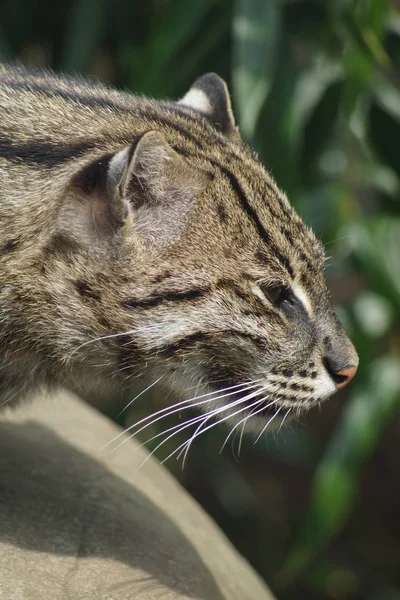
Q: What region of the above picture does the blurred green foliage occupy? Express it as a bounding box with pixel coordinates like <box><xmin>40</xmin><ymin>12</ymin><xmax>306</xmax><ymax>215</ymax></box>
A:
<box><xmin>2</xmin><ymin>0</ymin><xmax>400</xmax><ymax>598</ymax></box>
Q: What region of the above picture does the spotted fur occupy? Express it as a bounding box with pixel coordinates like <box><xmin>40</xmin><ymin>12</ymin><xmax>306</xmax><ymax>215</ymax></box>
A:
<box><xmin>0</xmin><ymin>64</ymin><xmax>358</xmax><ymax>430</ymax></box>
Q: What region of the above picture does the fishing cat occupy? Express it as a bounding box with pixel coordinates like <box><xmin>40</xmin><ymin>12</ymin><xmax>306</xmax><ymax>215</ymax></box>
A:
<box><xmin>0</xmin><ymin>64</ymin><xmax>358</xmax><ymax>437</ymax></box>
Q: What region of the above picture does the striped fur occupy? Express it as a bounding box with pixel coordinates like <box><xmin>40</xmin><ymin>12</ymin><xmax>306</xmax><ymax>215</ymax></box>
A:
<box><xmin>0</xmin><ymin>64</ymin><xmax>358</xmax><ymax>429</ymax></box>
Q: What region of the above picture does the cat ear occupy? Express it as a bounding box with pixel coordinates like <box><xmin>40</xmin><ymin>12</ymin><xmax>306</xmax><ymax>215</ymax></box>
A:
<box><xmin>63</xmin><ymin>132</ymin><xmax>209</xmax><ymax>246</ymax></box>
<box><xmin>179</xmin><ymin>73</ymin><xmax>239</xmax><ymax>139</ymax></box>
<box><xmin>105</xmin><ymin>131</ymin><xmax>211</xmax><ymax>246</ymax></box>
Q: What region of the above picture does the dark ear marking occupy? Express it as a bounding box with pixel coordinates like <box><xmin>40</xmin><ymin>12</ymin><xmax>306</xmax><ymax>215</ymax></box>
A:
<box><xmin>72</xmin><ymin>154</ymin><xmax>113</xmax><ymax>194</ymax></box>
<box><xmin>179</xmin><ymin>73</ymin><xmax>239</xmax><ymax>139</ymax></box>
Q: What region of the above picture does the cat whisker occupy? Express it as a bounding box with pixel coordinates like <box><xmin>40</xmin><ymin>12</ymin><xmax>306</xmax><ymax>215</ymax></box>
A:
<box><xmin>254</xmin><ymin>406</ymin><xmax>282</xmax><ymax>445</ymax></box>
<box><xmin>277</xmin><ymin>407</ymin><xmax>292</xmax><ymax>434</ymax></box>
<box><xmin>117</xmin><ymin>375</ymin><xmax>164</xmax><ymax>418</ymax></box>
<box><xmin>178</xmin><ymin>386</ymin><xmax>271</xmax><ymax>464</ymax></box>
<box><xmin>238</xmin><ymin>420</ymin><xmax>246</xmax><ymax>457</ymax></box>
<box><xmin>104</xmin><ymin>380</ymin><xmax>259</xmax><ymax>451</ymax></box>
<box><xmin>0</xmin><ymin>384</ymin><xmax>27</xmax><ymax>407</ymax></box>
<box><xmin>164</xmin><ymin>396</ymin><xmax>266</xmax><ymax>467</ymax></box>
<box><xmin>68</xmin><ymin>325</ymin><xmax>160</xmax><ymax>360</ymax></box>
<box><xmin>220</xmin><ymin>397</ymin><xmax>279</xmax><ymax>454</ymax></box>
<box><xmin>133</xmin><ymin>384</ymin><xmax>265</xmax><ymax>459</ymax></box>
<box><xmin>134</xmin><ymin>387</ymin><xmax>269</xmax><ymax>471</ymax></box>
<box><xmin>178</xmin><ymin>414</ymin><xmax>213</xmax><ymax>467</ymax></box>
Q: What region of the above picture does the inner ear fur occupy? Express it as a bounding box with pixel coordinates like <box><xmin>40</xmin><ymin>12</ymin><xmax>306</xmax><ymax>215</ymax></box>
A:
<box><xmin>64</xmin><ymin>131</ymin><xmax>211</xmax><ymax>247</ymax></box>
<box><xmin>117</xmin><ymin>130</ymin><xmax>210</xmax><ymax>209</ymax></box>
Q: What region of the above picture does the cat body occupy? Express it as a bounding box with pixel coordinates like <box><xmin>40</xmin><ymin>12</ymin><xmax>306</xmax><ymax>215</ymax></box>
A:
<box><xmin>0</xmin><ymin>64</ymin><xmax>357</xmax><ymax>431</ymax></box>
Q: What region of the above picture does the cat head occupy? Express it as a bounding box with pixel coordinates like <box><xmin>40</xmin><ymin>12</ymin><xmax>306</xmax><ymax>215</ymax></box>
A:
<box><xmin>43</xmin><ymin>73</ymin><xmax>358</xmax><ymax>432</ymax></box>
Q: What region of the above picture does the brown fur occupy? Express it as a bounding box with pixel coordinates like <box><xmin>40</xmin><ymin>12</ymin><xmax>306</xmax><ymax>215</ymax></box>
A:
<box><xmin>0</xmin><ymin>64</ymin><xmax>357</xmax><ymax>430</ymax></box>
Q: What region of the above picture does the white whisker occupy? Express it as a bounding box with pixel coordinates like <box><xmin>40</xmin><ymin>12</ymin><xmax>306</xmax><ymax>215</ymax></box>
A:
<box><xmin>179</xmin><ymin>414</ymin><xmax>213</xmax><ymax>467</ymax></box>
<box><xmin>0</xmin><ymin>384</ymin><xmax>27</xmax><ymax>407</ymax></box>
<box><xmin>177</xmin><ymin>387</ymin><xmax>268</xmax><ymax>465</ymax></box>
<box><xmin>254</xmin><ymin>406</ymin><xmax>282</xmax><ymax>444</ymax></box>
<box><xmin>220</xmin><ymin>397</ymin><xmax>279</xmax><ymax>453</ymax></box>
<box><xmin>103</xmin><ymin>384</ymin><xmax>255</xmax><ymax>451</ymax></box>
<box><xmin>133</xmin><ymin>387</ymin><xmax>267</xmax><ymax>471</ymax></box>
<box><xmin>102</xmin><ymin>379</ymin><xmax>261</xmax><ymax>450</ymax></box>
<box><xmin>117</xmin><ymin>375</ymin><xmax>164</xmax><ymax>418</ymax></box>
<box><xmin>132</xmin><ymin>384</ymin><xmax>265</xmax><ymax>457</ymax></box>
<box><xmin>277</xmin><ymin>407</ymin><xmax>292</xmax><ymax>434</ymax></box>
<box><xmin>68</xmin><ymin>325</ymin><xmax>160</xmax><ymax>360</ymax></box>
<box><xmin>162</xmin><ymin>396</ymin><xmax>265</xmax><ymax>467</ymax></box>
<box><xmin>238</xmin><ymin>420</ymin><xmax>246</xmax><ymax>457</ymax></box>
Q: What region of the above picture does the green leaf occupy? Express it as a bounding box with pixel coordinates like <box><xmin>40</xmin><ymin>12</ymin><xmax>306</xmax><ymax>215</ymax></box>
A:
<box><xmin>0</xmin><ymin>24</ymin><xmax>11</xmax><ymax>60</ymax></box>
<box><xmin>162</xmin><ymin>10</ymin><xmax>230</xmax><ymax>96</ymax></box>
<box><xmin>368</xmin><ymin>95</ymin><xmax>400</xmax><ymax>177</ymax></box>
<box><xmin>232</xmin><ymin>0</ymin><xmax>280</xmax><ymax>139</ymax></box>
<box><xmin>135</xmin><ymin>0</ymin><xmax>216</xmax><ymax>96</ymax></box>
<box><xmin>342</xmin><ymin>0</ymin><xmax>389</xmax><ymax>116</ymax></box>
<box><xmin>302</xmin><ymin>79</ymin><xmax>342</xmax><ymax>173</ymax></box>
<box><xmin>255</xmin><ymin>34</ymin><xmax>301</xmax><ymax>193</ymax></box>
<box><xmin>61</xmin><ymin>0</ymin><xmax>109</xmax><ymax>73</ymax></box>
<box><xmin>344</xmin><ymin>218</ymin><xmax>400</xmax><ymax>312</ymax></box>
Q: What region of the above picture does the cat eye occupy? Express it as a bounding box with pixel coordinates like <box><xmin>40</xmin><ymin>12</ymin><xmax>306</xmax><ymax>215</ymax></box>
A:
<box><xmin>260</xmin><ymin>284</ymin><xmax>287</xmax><ymax>305</ymax></box>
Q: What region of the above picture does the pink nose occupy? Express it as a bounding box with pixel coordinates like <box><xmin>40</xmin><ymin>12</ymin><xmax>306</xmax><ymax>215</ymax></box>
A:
<box><xmin>334</xmin><ymin>364</ymin><xmax>358</xmax><ymax>390</ymax></box>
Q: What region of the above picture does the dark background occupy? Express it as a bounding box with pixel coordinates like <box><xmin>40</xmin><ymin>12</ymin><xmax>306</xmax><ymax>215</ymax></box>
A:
<box><xmin>2</xmin><ymin>1</ymin><xmax>400</xmax><ymax>598</ymax></box>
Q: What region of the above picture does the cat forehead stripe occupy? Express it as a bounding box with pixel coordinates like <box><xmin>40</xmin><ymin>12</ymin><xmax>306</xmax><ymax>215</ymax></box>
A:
<box><xmin>216</xmin><ymin>164</ymin><xmax>295</xmax><ymax>278</ymax></box>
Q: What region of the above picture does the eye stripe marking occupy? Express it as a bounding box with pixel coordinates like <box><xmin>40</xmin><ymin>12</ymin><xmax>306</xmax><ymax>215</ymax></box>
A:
<box><xmin>292</xmin><ymin>282</ymin><xmax>313</xmax><ymax>317</ymax></box>
<box><xmin>251</xmin><ymin>284</ymin><xmax>269</xmax><ymax>305</ymax></box>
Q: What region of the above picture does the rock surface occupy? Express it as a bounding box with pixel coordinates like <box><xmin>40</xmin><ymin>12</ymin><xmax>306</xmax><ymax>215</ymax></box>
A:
<box><xmin>0</xmin><ymin>391</ymin><xmax>276</xmax><ymax>600</ymax></box>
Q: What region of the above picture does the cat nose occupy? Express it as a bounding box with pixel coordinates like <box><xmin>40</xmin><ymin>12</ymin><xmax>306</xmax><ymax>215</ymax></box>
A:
<box><xmin>324</xmin><ymin>358</ymin><xmax>358</xmax><ymax>390</ymax></box>
<box><xmin>331</xmin><ymin>364</ymin><xmax>358</xmax><ymax>390</ymax></box>
<box><xmin>322</xmin><ymin>319</ymin><xmax>359</xmax><ymax>391</ymax></box>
